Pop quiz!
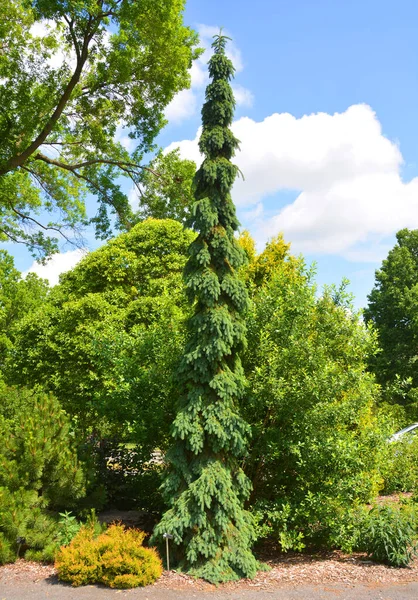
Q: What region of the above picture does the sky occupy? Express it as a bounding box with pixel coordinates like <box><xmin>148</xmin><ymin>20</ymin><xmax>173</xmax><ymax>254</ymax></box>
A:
<box><xmin>10</xmin><ymin>0</ymin><xmax>418</xmax><ymax>308</ymax></box>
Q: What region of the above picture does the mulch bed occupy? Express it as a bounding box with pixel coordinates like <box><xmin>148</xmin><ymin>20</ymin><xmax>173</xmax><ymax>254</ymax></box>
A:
<box><xmin>1</xmin><ymin>552</ymin><xmax>418</xmax><ymax>591</ymax></box>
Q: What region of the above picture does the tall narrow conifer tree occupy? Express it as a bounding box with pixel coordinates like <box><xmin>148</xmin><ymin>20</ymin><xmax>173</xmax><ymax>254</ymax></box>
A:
<box><xmin>152</xmin><ymin>33</ymin><xmax>259</xmax><ymax>583</ymax></box>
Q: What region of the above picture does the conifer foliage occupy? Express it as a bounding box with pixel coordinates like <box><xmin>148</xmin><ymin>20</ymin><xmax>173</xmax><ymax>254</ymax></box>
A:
<box><xmin>152</xmin><ymin>34</ymin><xmax>259</xmax><ymax>583</ymax></box>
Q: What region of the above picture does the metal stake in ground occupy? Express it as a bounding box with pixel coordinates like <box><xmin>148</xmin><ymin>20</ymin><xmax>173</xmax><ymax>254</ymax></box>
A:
<box><xmin>163</xmin><ymin>533</ymin><xmax>173</xmax><ymax>571</ymax></box>
<box><xmin>16</xmin><ymin>537</ymin><xmax>26</xmax><ymax>559</ymax></box>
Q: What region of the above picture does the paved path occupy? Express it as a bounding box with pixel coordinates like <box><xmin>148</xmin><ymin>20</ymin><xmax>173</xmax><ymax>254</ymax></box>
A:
<box><xmin>1</xmin><ymin>580</ymin><xmax>418</xmax><ymax>600</ymax></box>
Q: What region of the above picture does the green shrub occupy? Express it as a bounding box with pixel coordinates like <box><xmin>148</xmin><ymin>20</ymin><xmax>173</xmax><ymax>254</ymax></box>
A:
<box><xmin>20</xmin><ymin>511</ymin><xmax>85</xmax><ymax>563</ymax></box>
<box><xmin>244</xmin><ymin>268</ymin><xmax>386</xmax><ymax>550</ymax></box>
<box><xmin>56</xmin><ymin>512</ymin><xmax>82</xmax><ymax>547</ymax></box>
<box><xmin>0</xmin><ymin>386</ymin><xmax>87</xmax><ymax>561</ymax></box>
<box><xmin>0</xmin><ymin>532</ymin><xmax>13</xmax><ymax>565</ymax></box>
<box><xmin>254</xmin><ymin>497</ymin><xmax>371</xmax><ymax>554</ymax></box>
<box><xmin>381</xmin><ymin>435</ymin><xmax>418</xmax><ymax>494</ymax></box>
<box><xmin>358</xmin><ymin>503</ymin><xmax>417</xmax><ymax>567</ymax></box>
<box><xmin>55</xmin><ymin>524</ymin><xmax>163</xmax><ymax>588</ymax></box>
<box><xmin>25</xmin><ymin>545</ymin><xmax>57</xmax><ymax>563</ymax></box>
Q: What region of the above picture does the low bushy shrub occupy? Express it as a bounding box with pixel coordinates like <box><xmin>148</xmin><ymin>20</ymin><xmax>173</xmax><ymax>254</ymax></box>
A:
<box><xmin>253</xmin><ymin>497</ymin><xmax>370</xmax><ymax>553</ymax></box>
<box><xmin>358</xmin><ymin>503</ymin><xmax>417</xmax><ymax>567</ymax></box>
<box><xmin>55</xmin><ymin>523</ymin><xmax>163</xmax><ymax>588</ymax></box>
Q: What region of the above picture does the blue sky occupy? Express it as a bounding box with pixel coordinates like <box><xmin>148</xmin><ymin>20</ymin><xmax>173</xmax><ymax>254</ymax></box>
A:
<box><xmin>11</xmin><ymin>0</ymin><xmax>418</xmax><ymax>308</ymax></box>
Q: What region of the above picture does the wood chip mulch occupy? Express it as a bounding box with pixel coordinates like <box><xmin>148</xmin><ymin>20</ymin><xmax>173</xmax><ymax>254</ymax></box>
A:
<box><xmin>0</xmin><ymin>560</ymin><xmax>55</xmax><ymax>584</ymax></box>
<box><xmin>2</xmin><ymin>552</ymin><xmax>418</xmax><ymax>591</ymax></box>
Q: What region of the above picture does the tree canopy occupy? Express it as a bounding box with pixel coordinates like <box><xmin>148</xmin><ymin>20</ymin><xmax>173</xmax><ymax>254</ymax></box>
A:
<box><xmin>133</xmin><ymin>149</ymin><xmax>196</xmax><ymax>224</ymax></box>
<box><xmin>0</xmin><ymin>250</ymin><xmax>48</xmax><ymax>374</ymax></box>
<box><xmin>0</xmin><ymin>0</ymin><xmax>199</xmax><ymax>257</ymax></box>
<box><xmin>3</xmin><ymin>219</ymin><xmax>393</xmax><ymax>556</ymax></box>
<box><xmin>8</xmin><ymin>219</ymin><xmax>194</xmax><ymax>442</ymax></box>
<box><xmin>365</xmin><ymin>228</ymin><xmax>418</xmax><ymax>418</ymax></box>
<box><xmin>243</xmin><ymin>255</ymin><xmax>384</xmax><ymax>549</ymax></box>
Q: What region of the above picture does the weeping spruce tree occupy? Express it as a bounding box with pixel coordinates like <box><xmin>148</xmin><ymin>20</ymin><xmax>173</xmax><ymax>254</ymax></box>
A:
<box><xmin>152</xmin><ymin>34</ymin><xmax>259</xmax><ymax>583</ymax></box>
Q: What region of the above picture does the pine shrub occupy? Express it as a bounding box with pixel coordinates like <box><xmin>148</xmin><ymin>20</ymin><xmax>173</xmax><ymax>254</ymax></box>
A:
<box><xmin>55</xmin><ymin>524</ymin><xmax>163</xmax><ymax>588</ymax></box>
<box><xmin>0</xmin><ymin>386</ymin><xmax>86</xmax><ymax>562</ymax></box>
<box><xmin>0</xmin><ymin>533</ymin><xmax>13</xmax><ymax>565</ymax></box>
<box><xmin>152</xmin><ymin>33</ymin><xmax>259</xmax><ymax>583</ymax></box>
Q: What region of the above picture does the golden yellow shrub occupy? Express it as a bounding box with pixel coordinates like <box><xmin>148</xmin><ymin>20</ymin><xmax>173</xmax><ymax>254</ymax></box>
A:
<box><xmin>55</xmin><ymin>523</ymin><xmax>163</xmax><ymax>588</ymax></box>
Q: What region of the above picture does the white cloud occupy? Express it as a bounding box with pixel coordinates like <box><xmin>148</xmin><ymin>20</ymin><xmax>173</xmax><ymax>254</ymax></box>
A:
<box><xmin>232</xmin><ymin>84</ymin><xmax>254</xmax><ymax>108</ymax></box>
<box><xmin>30</xmin><ymin>20</ymin><xmax>54</xmax><ymax>38</ymax></box>
<box><xmin>190</xmin><ymin>60</ymin><xmax>208</xmax><ymax>88</ymax></box>
<box><xmin>165</xmin><ymin>103</ymin><xmax>418</xmax><ymax>261</ymax></box>
<box><xmin>128</xmin><ymin>186</ymin><xmax>141</xmax><ymax>211</ymax></box>
<box><xmin>165</xmin><ymin>88</ymin><xmax>199</xmax><ymax>124</ymax></box>
<box><xmin>244</xmin><ymin>202</ymin><xmax>264</xmax><ymax>219</ymax></box>
<box><xmin>164</xmin><ymin>24</ymin><xmax>251</xmax><ymax>125</ymax></box>
<box><xmin>24</xmin><ymin>249</ymin><xmax>86</xmax><ymax>286</ymax></box>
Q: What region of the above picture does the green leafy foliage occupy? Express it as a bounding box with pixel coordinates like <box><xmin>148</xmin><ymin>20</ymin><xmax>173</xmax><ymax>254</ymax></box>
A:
<box><xmin>8</xmin><ymin>219</ymin><xmax>193</xmax><ymax>429</ymax></box>
<box><xmin>23</xmin><ymin>510</ymin><xmax>84</xmax><ymax>562</ymax></box>
<box><xmin>134</xmin><ymin>149</ymin><xmax>196</xmax><ymax>223</ymax></box>
<box><xmin>358</xmin><ymin>503</ymin><xmax>417</xmax><ymax>567</ymax></box>
<box><xmin>7</xmin><ymin>219</ymin><xmax>194</xmax><ymax>510</ymax></box>
<box><xmin>0</xmin><ymin>0</ymin><xmax>199</xmax><ymax>257</ymax></box>
<box><xmin>365</xmin><ymin>228</ymin><xmax>418</xmax><ymax>419</ymax></box>
<box><xmin>0</xmin><ymin>533</ymin><xmax>13</xmax><ymax>565</ymax></box>
<box><xmin>57</xmin><ymin>511</ymin><xmax>82</xmax><ymax>547</ymax></box>
<box><xmin>0</xmin><ymin>250</ymin><xmax>48</xmax><ymax>374</ymax></box>
<box><xmin>152</xmin><ymin>34</ymin><xmax>259</xmax><ymax>583</ymax></box>
<box><xmin>381</xmin><ymin>436</ymin><xmax>418</xmax><ymax>494</ymax></box>
<box><xmin>242</xmin><ymin>244</ymin><xmax>386</xmax><ymax>549</ymax></box>
<box><xmin>55</xmin><ymin>523</ymin><xmax>163</xmax><ymax>588</ymax></box>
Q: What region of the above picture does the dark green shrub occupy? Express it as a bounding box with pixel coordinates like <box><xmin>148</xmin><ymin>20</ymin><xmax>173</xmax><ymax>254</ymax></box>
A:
<box><xmin>358</xmin><ymin>504</ymin><xmax>417</xmax><ymax>567</ymax></box>
<box><xmin>0</xmin><ymin>532</ymin><xmax>13</xmax><ymax>565</ymax></box>
<box><xmin>0</xmin><ymin>386</ymin><xmax>87</xmax><ymax>561</ymax></box>
<box><xmin>55</xmin><ymin>524</ymin><xmax>163</xmax><ymax>588</ymax></box>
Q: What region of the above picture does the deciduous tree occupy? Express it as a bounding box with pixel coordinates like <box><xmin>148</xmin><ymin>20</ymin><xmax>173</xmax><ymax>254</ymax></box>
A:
<box><xmin>133</xmin><ymin>149</ymin><xmax>196</xmax><ymax>224</ymax></box>
<box><xmin>243</xmin><ymin>253</ymin><xmax>384</xmax><ymax>550</ymax></box>
<box><xmin>365</xmin><ymin>228</ymin><xmax>418</xmax><ymax>418</ymax></box>
<box><xmin>0</xmin><ymin>250</ymin><xmax>48</xmax><ymax>373</ymax></box>
<box><xmin>0</xmin><ymin>0</ymin><xmax>199</xmax><ymax>257</ymax></box>
<box><xmin>8</xmin><ymin>219</ymin><xmax>194</xmax><ymax>451</ymax></box>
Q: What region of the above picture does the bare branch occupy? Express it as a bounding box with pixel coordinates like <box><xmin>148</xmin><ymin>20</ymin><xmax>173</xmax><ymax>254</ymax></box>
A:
<box><xmin>8</xmin><ymin>204</ymin><xmax>74</xmax><ymax>245</ymax></box>
<box><xmin>34</xmin><ymin>152</ymin><xmax>161</xmax><ymax>178</ymax></box>
<box><xmin>0</xmin><ymin>226</ymin><xmax>45</xmax><ymax>250</ymax></box>
<box><xmin>63</xmin><ymin>15</ymin><xmax>81</xmax><ymax>62</ymax></box>
<box><xmin>41</xmin><ymin>141</ymin><xmax>84</xmax><ymax>147</ymax></box>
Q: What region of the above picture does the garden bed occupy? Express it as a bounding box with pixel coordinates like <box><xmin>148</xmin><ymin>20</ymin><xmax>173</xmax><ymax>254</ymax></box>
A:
<box><xmin>1</xmin><ymin>552</ymin><xmax>418</xmax><ymax>592</ymax></box>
